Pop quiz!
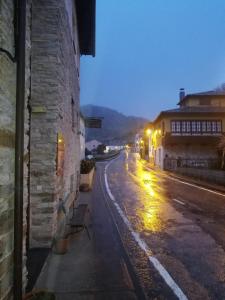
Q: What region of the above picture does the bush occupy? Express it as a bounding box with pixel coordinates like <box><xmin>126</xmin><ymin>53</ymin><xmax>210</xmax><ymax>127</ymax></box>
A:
<box><xmin>80</xmin><ymin>159</ymin><xmax>95</xmax><ymax>174</ymax></box>
<box><xmin>97</xmin><ymin>144</ymin><xmax>106</xmax><ymax>154</ymax></box>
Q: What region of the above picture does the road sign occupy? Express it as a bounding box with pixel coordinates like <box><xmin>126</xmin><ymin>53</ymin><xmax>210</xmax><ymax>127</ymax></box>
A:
<box><xmin>85</xmin><ymin>117</ymin><xmax>103</xmax><ymax>128</ymax></box>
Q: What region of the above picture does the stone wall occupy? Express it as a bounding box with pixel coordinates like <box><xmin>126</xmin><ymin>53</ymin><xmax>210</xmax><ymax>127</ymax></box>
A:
<box><xmin>175</xmin><ymin>168</ymin><xmax>225</xmax><ymax>186</ymax></box>
<box><xmin>30</xmin><ymin>0</ymin><xmax>81</xmax><ymax>248</ymax></box>
<box><xmin>23</xmin><ymin>0</ymin><xmax>32</xmax><ymax>290</ymax></box>
<box><xmin>0</xmin><ymin>1</ymin><xmax>16</xmax><ymax>299</ymax></box>
<box><xmin>164</xmin><ymin>144</ymin><xmax>218</xmax><ymax>159</ymax></box>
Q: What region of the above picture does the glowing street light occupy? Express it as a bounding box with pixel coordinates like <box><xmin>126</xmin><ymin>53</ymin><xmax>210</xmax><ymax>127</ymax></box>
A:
<box><xmin>146</xmin><ymin>129</ymin><xmax>152</xmax><ymax>136</ymax></box>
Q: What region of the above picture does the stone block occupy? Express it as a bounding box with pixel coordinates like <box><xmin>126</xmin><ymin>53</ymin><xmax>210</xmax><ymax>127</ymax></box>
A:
<box><xmin>0</xmin><ymin>254</ymin><xmax>13</xmax><ymax>279</ymax></box>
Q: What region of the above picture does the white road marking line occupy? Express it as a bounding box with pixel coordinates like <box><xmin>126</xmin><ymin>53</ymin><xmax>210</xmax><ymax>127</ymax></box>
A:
<box><xmin>144</xmin><ymin>166</ymin><xmax>225</xmax><ymax>198</ymax></box>
<box><xmin>173</xmin><ymin>198</ymin><xmax>185</xmax><ymax>206</ymax></box>
<box><xmin>104</xmin><ymin>162</ymin><xmax>188</xmax><ymax>300</ymax></box>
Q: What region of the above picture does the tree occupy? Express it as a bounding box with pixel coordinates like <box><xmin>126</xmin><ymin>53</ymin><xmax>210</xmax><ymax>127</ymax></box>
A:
<box><xmin>97</xmin><ymin>144</ymin><xmax>106</xmax><ymax>154</ymax></box>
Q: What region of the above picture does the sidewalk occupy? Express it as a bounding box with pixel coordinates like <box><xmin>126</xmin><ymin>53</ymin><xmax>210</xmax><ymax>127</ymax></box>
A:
<box><xmin>35</xmin><ymin>172</ymin><xmax>138</xmax><ymax>300</ymax></box>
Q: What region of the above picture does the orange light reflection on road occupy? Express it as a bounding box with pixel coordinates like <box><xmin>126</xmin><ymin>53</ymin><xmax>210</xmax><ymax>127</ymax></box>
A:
<box><xmin>135</xmin><ymin>160</ymin><xmax>163</xmax><ymax>232</ymax></box>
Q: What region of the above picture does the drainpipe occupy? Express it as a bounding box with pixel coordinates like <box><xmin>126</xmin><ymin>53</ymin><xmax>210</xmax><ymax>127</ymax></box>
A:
<box><xmin>14</xmin><ymin>0</ymin><xmax>26</xmax><ymax>299</ymax></box>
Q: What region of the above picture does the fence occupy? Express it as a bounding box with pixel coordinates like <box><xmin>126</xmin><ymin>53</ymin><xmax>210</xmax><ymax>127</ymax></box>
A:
<box><xmin>164</xmin><ymin>158</ymin><xmax>220</xmax><ymax>170</ymax></box>
<box><xmin>164</xmin><ymin>158</ymin><xmax>225</xmax><ymax>186</ymax></box>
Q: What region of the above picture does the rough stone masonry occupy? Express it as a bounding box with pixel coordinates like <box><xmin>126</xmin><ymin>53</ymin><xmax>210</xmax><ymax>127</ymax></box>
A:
<box><xmin>0</xmin><ymin>1</ymin><xmax>16</xmax><ymax>299</ymax></box>
<box><xmin>29</xmin><ymin>0</ymin><xmax>81</xmax><ymax>248</ymax></box>
<box><xmin>0</xmin><ymin>1</ymin><xmax>85</xmax><ymax>297</ymax></box>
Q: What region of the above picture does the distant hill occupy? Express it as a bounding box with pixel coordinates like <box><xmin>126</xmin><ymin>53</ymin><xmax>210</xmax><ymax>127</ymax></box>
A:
<box><xmin>81</xmin><ymin>104</ymin><xmax>148</xmax><ymax>145</ymax></box>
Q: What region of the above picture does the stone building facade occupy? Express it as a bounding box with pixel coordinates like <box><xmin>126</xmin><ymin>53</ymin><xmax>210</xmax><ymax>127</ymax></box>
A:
<box><xmin>29</xmin><ymin>0</ymin><xmax>96</xmax><ymax>245</ymax></box>
<box><xmin>0</xmin><ymin>0</ymin><xmax>95</xmax><ymax>298</ymax></box>
<box><xmin>0</xmin><ymin>1</ymin><xmax>16</xmax><ymax>299</ymax></box>
<box><xmin>29</xmin><ymin>0</ymin><xmax>82</xmax><ymax>248</ymax></box>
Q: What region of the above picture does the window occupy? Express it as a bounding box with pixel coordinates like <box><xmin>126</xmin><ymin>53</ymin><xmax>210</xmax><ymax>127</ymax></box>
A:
<box><xmin>217</xmin><ymin>121</ymin><xmax>222</xmax><ymax>132</ymax></box>
<box><xmin>171</xmin><ymin>121</ymin><xmax>176</xmax><ymax>132</ymax></box>
<box><xmin>202</xmin><ymin>121</ymin><xmax>206</xmax><ymax>132</ymax></box>
<box><xmin>192</xmin><ymin>121</ymin><xmax>196</xmax><ymax>132</ymax></box>
<box><xmin>196</xmin><ymin>121</ymin><xmax>201</xmax><ymax>132</ymax></box>
<box><xmin>212</xmin><ymin>121</ymin><xmax>217</xmax><ymax>132</ymax></box>
<box><xmin>176</xmin><ymin>121</ymin><xmax>181</xmax><ymax>132</ymax></box>
<box><xmin>207</xmin><ymin>121</ymin><xmax>211</xmax><ymax>132</ymax></box>
<box><xmin>171</xmin><ymin>120</ymin><xmax>222</xmax><ymax>135</ymax></box>
<box><xmin>186</xmin><ymin>121</ymin><xmax>191</xmax><ymax>132</ymax></box>
<box><xmin>182</xmin><ymin>121</ymin><xmax>186</xmax><ymax>132</ymax></box>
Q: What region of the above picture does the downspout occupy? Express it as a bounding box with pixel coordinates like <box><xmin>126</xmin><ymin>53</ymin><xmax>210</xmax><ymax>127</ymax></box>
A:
<box><xmin>14</xmin><ymin>0</ymin><xmax>26</xmax><ymax>299</ymax></box>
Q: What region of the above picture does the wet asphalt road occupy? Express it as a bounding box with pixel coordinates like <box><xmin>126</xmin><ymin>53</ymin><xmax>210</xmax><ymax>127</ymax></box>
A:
<box><xmin>101</xmin><ymin>151</ymin><xmax>225</xmax><ymax>300</ymax></box>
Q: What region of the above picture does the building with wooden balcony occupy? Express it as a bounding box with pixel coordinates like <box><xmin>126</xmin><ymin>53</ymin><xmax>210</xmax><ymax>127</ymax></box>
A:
<box><xmin>148</xmin><ymin>89</ymin><xmax>225</xmax><ymax>169</ymax></box>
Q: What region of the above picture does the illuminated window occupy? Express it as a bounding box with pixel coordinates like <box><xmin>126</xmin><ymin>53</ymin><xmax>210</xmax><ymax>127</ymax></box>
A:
<box><xmin>56</xmin><ymin>133</ymin><xmax>65</xmax><ymax>176</ymax></box>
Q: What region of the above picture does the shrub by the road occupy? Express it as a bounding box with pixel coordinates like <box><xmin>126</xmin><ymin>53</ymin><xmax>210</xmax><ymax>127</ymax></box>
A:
<box><xmin>80</xmin><ymin>159</ymin><xmax>95</xmax><ymax>174</ymax></box>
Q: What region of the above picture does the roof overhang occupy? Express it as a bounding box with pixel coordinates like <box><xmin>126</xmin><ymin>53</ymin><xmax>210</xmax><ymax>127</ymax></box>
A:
<box><xmin>76</xmin><ymin>0</ymin><xmax>96</xmax><ymax>56</ymax></box>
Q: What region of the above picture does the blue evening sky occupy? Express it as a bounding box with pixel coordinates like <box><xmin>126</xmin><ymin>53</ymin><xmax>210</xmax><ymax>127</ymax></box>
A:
<box><xmin>80</xmin><ymin>0</ymin><xmax>225</xmax><ymax>120</ymax></box>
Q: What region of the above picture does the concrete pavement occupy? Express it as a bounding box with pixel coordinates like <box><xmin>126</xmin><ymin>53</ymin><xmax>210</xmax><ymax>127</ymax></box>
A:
<box><xmin>35</xmin><ymin>168</ymin><xmax>140</xmax><ymax>300</ymax></box>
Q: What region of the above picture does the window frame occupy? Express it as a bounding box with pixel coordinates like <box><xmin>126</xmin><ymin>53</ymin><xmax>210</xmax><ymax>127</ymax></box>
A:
<box><xmin>171</xmin><ymin>119</ymin><xmax>222</xmax><ymax>135</ymax></box>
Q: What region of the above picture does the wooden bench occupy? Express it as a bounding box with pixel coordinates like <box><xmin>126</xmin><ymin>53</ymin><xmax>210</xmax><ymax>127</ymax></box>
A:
<box><xmin>68</xmin><ymin>204</ymin><xmax>91</xmax><ymax>239</ymax></box>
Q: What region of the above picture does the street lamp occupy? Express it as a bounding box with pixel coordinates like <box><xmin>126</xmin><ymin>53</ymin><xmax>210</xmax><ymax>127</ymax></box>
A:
<box><xmin>146</xmin><ymin>129</ymin><xmax>152</xmax><ymax>136</ymax></box>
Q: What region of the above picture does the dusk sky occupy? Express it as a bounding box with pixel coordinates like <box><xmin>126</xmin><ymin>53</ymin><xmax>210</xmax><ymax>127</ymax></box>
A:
<box><xmin>80</xmin><ymin>0</ymin><xmax>225</xmax><ymax>120</ymax></box>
